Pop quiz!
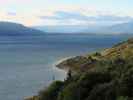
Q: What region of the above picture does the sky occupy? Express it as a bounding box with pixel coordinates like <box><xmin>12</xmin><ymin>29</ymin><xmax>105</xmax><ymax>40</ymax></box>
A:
<box><xmin>0</xmin><ymin>0</ymin><xmax>133</xmax><ymax>26</ymax></box>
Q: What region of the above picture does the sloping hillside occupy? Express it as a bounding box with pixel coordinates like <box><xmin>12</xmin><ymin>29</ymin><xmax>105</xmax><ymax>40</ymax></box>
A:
<box><xmin>57</xmin><ymin>38</ymin><xmax>133</xmax><ymax>72</ymax></box>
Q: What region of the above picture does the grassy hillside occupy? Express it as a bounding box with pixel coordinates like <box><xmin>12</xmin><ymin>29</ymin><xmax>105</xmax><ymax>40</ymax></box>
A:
<box><xmin>57</xmin><ymin>38</ymin><xmax>133</xmax><ymax>72</ymax></box>
<box><xmin>26</xmin><ymin>38</ymin><xmax>133</xmax><ymax>100</ymax></box>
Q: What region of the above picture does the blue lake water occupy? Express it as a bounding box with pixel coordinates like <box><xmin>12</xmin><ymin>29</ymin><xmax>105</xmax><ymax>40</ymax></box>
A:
<box><xmin>0</xmin><ymin>34</ymin><xmax>130</xmax><ymax>100</ymax></box>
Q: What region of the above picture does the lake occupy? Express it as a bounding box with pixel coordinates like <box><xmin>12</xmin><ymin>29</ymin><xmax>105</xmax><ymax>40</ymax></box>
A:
<box><xmin>0</xmin><ymin>34</ymin><xmax>130</xmax><ymax>100</ymax></box>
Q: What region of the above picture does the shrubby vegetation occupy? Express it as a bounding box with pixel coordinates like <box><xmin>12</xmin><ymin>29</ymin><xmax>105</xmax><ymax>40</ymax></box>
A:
<box><xmin>26</xmin><ymin>38</ymin><xmax>133</xmax><ymax>100</ymax></box>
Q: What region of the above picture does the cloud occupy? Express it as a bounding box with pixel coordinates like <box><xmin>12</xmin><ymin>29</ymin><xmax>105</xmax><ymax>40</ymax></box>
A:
<box><xmin>7</xmin><ymin>12</ymin><xmax>16</xmax><ymax>16</ymax></box>
<box><xmin>39</xmin><ymin>11</ymin><xmax>133</xmax><ymax>25</ymax></box>
<box><xmin>39</xmin><ymin>11</ymin><xmax>89</xmax><ymax>20</ymax></box>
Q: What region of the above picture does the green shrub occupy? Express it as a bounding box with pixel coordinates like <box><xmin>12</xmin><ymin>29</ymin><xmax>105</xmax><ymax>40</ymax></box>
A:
<box><xmin>86</xmin><ymin>82</ymin><xmax>116</xmax><ymax>100</ymax></box>
<box><xmin>93</xmin><ymin>52</ymin><xmax>101</xmax><ymax>57</ymax></box>
<box><xmin>38</xmin><ymin>81</ymin><xmax>64</xmax><ymax>100</ymax></box>
<box><xmin>57</xmin><ymin>82</ymin><xmax>80</xmax><ymax>100</ymax></box>
<box><xmin>117</xmin><ymin>96</ymin><xmax>128</xmax><ymax>100</ymax></box>
<box><xmin>78</xmin><ymin>72</ymin><xmax>112</xmax><ymax>87</ymax></box>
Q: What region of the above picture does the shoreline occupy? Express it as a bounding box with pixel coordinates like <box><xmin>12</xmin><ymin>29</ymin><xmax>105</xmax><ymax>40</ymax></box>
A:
<box><xmin>54</xmin><ymin>56</ymin><xmax>74</xmax><ymax>71</ymax></box>
<box><xmin>55</xmin><ymin>56</ymin><xmax>74</xmax><ymax>66</ymax></box>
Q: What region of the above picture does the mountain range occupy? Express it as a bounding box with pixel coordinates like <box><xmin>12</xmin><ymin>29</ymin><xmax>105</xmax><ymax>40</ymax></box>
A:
<box><xmin>35</xmin><ymin>21</ymin><xmax>133</xmax><ymax>34</ymax></box>
<box><xmin>0</xmin><ymin>21</ymin><xmax>133</xmax><ymax>35</ymax></box>
<box><xmin>0</xmin><ymin>22</ymin><xmax>44</xmax><ymax>36</ymax></box>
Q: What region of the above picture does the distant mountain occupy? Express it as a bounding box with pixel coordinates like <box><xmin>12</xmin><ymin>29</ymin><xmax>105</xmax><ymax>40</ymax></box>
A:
<box><xmin>0</xmin><ymin>22</ymin><xmax>44</xmax><ymax>36</ymax></box>
<box><xmin>106</xmin><ymin>21</ymin><xmax>133</xmax><ymax>34</ymax></box>
<box><xmin>35</xmin><ymin>25</ymin><xmax>103</xmax><ymax>34</ymax></box>
<box><xmin>35</xmin><ymin>21</ymin><xmax>133</xmax><ymax>34</ymax></box>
